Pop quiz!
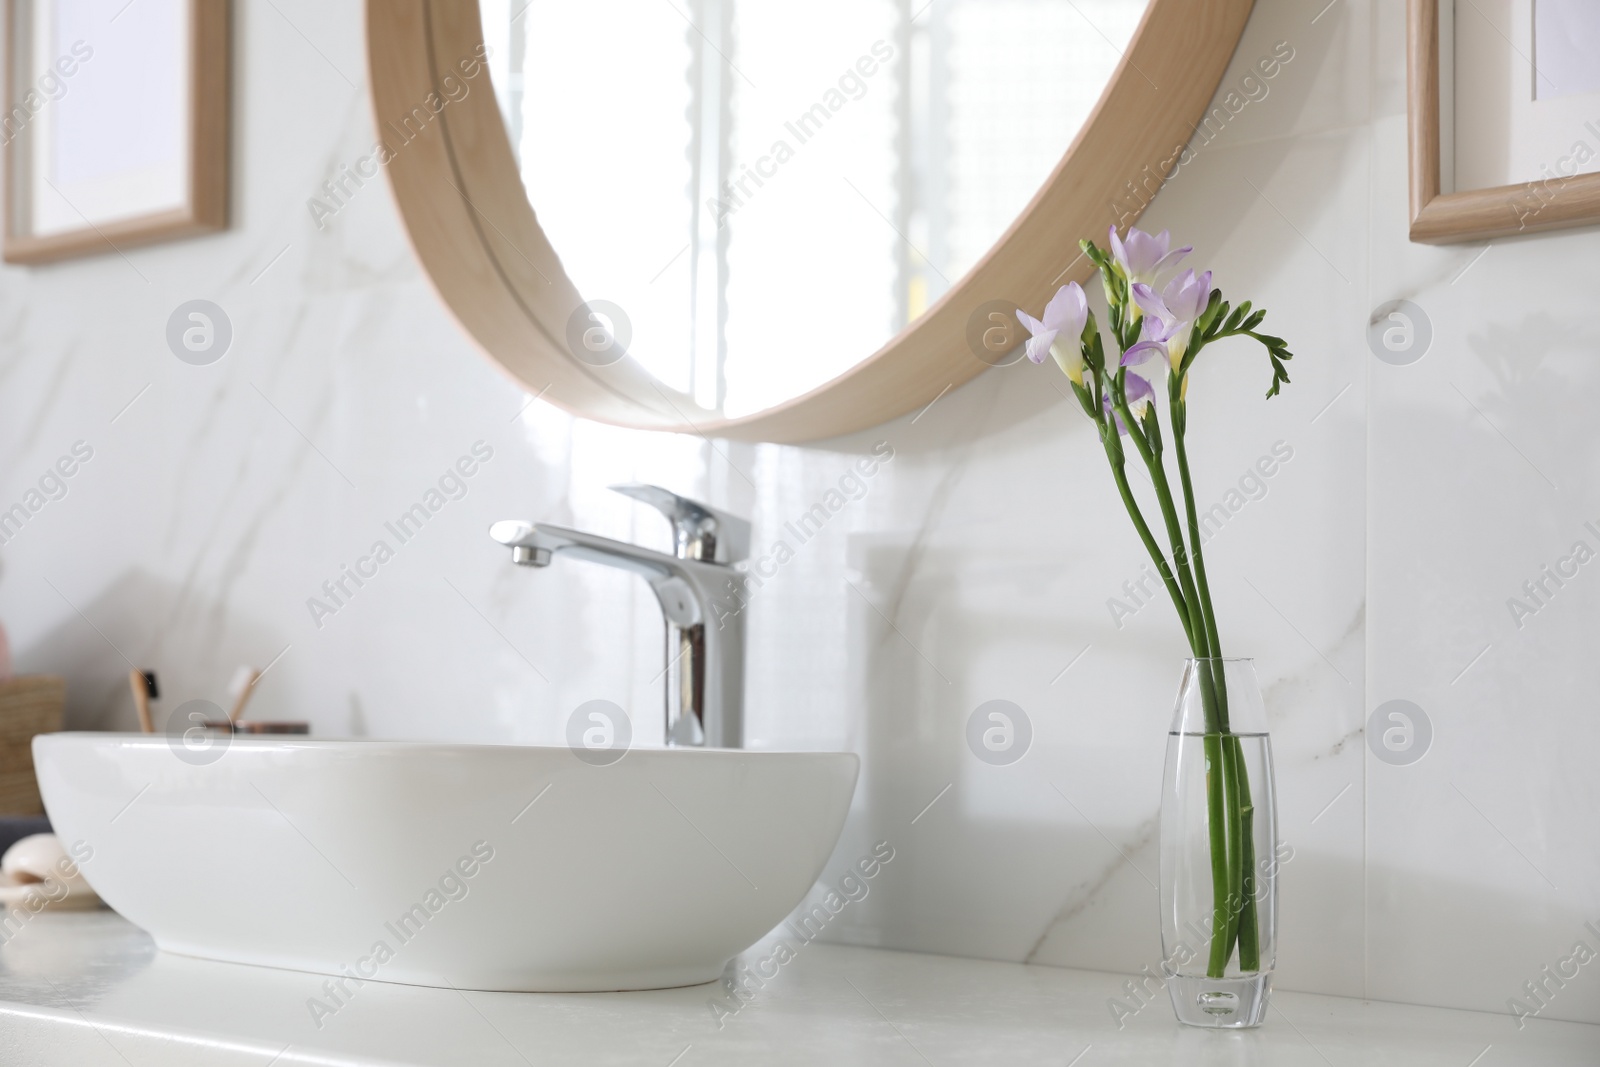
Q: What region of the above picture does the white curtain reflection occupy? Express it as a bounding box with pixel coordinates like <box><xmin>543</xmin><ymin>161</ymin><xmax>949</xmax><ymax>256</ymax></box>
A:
<box><xmin>491</xmin><ymin>0</ymin><xmax>1145</xmax><ymax>418</ymax></box>
<box><xmin>507</xmin><ymin>0</ymin><xmax>697</xmax><ymax>395</ymax></box>
<box><xmin>722</xmin><ymin>0</ymin><xmax>899</xmax><ymax>418</ymax></box>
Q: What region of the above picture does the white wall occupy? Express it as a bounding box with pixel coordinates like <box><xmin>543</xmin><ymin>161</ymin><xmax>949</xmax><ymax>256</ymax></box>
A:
<box><xmin>0</xmin><ymin>0</ymin><xmax>1593</xmax><ymax>1027</ymax></box>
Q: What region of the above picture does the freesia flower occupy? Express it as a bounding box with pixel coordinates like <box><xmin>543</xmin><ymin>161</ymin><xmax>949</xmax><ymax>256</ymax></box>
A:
<box><xmin>1020</xmin><ymin>226</ymin><xmax>1294</xmax><ymax>988</ymax></box>
<box><xmin>1125</xmin><ymin>269</ymin><xmax>1213</xmax><ymax>373</ymax></box>
<box><xmin>1102</xmin><ymin>372</ymin><xmax>1155</xmax><ymax>435</ymax></box>
<box><xmin>1108</xmin><ymin>226</ymin><xmax>1191</xmax><ymax>319</ymax></box>
<box><xmin>1016</xmin><ymin>282</ymin><xmax>1089</xmax><ymax>384</ymax></box>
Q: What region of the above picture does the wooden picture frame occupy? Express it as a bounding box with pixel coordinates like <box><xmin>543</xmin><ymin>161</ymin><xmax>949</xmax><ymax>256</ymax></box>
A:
<box><xmin>3</xmin><ymin>0</ymin><xmax>228</xmax><ymax>265</ymax></box>
<box><xmin>367</xmin><ymin>0</ymin><xmax>1255</xmax><ymax>444</ymax></box>
<box><xmin>1407</xmin><ymin>0</ymin><xmax>1600</xmax><ymax>244</ymax></box>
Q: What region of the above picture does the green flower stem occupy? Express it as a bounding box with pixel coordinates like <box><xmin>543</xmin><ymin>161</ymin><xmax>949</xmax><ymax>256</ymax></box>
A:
<box><xmin>1103</xmin><ymin>440</ymin><xmax>1193</xmax><ymax>647</ymax></box>
<box><xmin>1114</xmin><ymin>395</ymin><xmax>1209</xmax><ymax>660</ymax></box>
<box><xmin>1202</xmin><ymin>731</ymin><xmax>1233</xmax><ymax>977</ymax></box>
<box><xmin>1114</xmin><ymin>391</ymin><xmax>1222</xmax><ymax>732</ymax></box>
<box><xmin>1109</xmin><ymin>385</ymin><xmax>1242</xmax><ymax>980</ymax></box>
<box><xmin>1169</xmin><ymin>385</ymin><xmax>1260</xmax><ymax>980</ymax></box>
<box><xmin>1213</xmin><ymin>734</ymin><xmax>1247</xmax><ymax>975</ymax></box>
<box><xmin>1170</xmin><ymin>398</ymin><xmax>1230</xmax><ymax>730</ymax></box>
<box><xmin>1233</xmin><ymin>749</ymin><xmax>1261</xmax><ymax>972</ymax></box>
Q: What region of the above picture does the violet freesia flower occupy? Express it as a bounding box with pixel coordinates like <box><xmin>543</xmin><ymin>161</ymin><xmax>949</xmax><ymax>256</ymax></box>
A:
<box><xmin>1124</xmin><ymin>269</ymin><xmax>1213</xmax><ymax>373</ymax></box>
<box><xmin>1108</xmin><ymin>226</ymin><xmax>1191</xmax><ymax>313</ymax></box>
<box><xmin>1102</xmin><ymin>371</ymin><xmax>1155</xmax><ymax>435</ymax></box>
<box><xmin>1016</xmin><ymin>282</ymin><xmax>1089</xmax><ymax>384</ymax></box>
<box><xmin>1018</xmin><ymin>227</ymin><xmax>1294</xmax><ymax>987</ymax></box>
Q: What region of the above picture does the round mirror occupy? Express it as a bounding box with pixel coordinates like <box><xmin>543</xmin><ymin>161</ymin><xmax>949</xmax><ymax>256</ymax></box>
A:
<box><xmin>367</xmin><ymin>0</ymin><xmax>1254</xmax><ymax>441</ymax></box>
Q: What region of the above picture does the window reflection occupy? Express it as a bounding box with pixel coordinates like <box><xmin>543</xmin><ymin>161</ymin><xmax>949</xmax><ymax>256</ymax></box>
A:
<box><xmin>486</xmin><ymin>0</ymin><xmax>1144</xmax><ymax>418</ymax></box>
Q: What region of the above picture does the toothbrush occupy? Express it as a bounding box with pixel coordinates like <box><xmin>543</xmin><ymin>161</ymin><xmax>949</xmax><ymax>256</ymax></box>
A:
<box><xmin>128</xmin><ymin>669</ymin><xmax>155</xmax><ymax>733</ymax></box>
<box><xmin>226</xmin><ymin>665</ymin><xmax>261</xmax><ymax>724</ymax></box>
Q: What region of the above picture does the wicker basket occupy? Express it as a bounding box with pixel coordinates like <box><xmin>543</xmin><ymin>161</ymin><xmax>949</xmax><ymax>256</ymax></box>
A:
<box><xmin>0</xmin><ymin>676</ymin><xmax>65</xmax><ymax>815</ymax></box>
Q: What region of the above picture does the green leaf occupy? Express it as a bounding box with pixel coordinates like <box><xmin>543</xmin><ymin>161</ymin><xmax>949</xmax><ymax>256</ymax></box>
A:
<box><xmin>1070</xmin><ymin>378</ymin><xmax>1097</xmax><ymax>419</ymax></box>
<box><xmin>1251</xmin><ymin>329</ymin><xmax>1294</xmax><ymax>399</ymax></box>
<box><xmin>1223</xmin><ymin>301</ymin><xmax>1251</xmax><ymax>333</ymax></box>
<box><xmin>1081</xmin><ymin>331</ymin><xmax>1107</xmax><ymax>377</ymax></box>
<box><xmin>1203</xmin><ymin>299</ymin><xmax>1230</xmax><ymax>340</ymax></box>
<box><xmin>1141</xmin><ymin>403</ymin><xmax>1163</xmax><ymax>453</ymax></box>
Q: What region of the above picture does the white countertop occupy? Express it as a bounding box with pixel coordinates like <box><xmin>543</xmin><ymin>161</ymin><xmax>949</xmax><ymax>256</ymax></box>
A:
<box><xmin>0</xmin><ymin>912</ymin><xmax>1594</xmax><ymax>1066</ymax></box>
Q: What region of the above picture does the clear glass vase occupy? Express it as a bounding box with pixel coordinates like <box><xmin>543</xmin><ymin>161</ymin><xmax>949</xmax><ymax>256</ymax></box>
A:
<box><xmin>1160</xmin><ymin>658</ymin><xmax>1279</xmax><ymax>1028</ymax></box>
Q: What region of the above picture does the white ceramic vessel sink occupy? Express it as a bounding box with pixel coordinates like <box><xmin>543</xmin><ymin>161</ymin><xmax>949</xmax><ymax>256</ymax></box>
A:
<box><xmin>33</xmin><ymin>734</ymin><xmax>858</xmax><ymax>992</ymax></box>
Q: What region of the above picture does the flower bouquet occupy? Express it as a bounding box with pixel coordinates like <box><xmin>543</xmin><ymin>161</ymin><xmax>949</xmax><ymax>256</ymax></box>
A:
<box><xmin>1018</xmin><ymin>227</ymin><xmax>1294</xmax><ymax>1027</ymax></box>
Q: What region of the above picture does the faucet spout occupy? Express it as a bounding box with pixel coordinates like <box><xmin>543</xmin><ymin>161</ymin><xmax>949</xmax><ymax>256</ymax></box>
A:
<box><xmin>491</xmin><ymin>521</ymin><xmax>677</xmax><ymax>580</ymax></box>
<box><xmin>510</xmin><ymin>544</ymin><xmax>550</xmax><ymax>567</ymax></box>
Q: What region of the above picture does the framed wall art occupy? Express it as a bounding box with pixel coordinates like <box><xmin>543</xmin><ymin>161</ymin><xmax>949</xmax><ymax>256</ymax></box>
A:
<box><xmin>3</xmin><ymin>0</ymin><xmax>228</xmax><ymax>265</ymax></box>
<box><xmin>1408</xmin><ymin>0</ymin><xmax>1600</xmax><ymax>243</ymax></box>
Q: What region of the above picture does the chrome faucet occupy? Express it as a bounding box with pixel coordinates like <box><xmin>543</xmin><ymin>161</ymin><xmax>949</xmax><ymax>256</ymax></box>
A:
<box><xmin>489</xmin><ymin>485</ymin><xmax>750</xmax><ymax>749</ymax></box>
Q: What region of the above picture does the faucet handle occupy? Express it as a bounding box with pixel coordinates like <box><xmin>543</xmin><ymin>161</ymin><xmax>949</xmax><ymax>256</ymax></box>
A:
<box><xmin>609</xmin><ymin>484</ymin><xmax>750</xmax><ymax>564</ymax></box>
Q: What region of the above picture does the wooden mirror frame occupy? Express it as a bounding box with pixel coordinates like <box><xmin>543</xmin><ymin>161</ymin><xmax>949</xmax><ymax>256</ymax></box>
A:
<box><xmin>368</xmin><ymin>0</ymin><xmax>1254</xmax><ymax>443</ymax></box>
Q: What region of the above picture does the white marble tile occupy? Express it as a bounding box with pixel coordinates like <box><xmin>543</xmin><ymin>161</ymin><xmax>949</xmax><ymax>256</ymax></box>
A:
<box><xmin>1364</xmin><ymin>111</ymin><xmax>1600</xmax><ymax>1024</ymax></box>
<box><xmin>1175</xmin><ymin>0</ymin><xmax>1373</xmax><ymax>153</ymax></box>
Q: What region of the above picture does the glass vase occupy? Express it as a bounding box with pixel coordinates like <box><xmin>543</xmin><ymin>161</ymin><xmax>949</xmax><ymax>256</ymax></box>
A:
<box><xmin>1159</xmin><ymin>658</ymin><xmax>1279</xmax><ymax>1028</ymax></box>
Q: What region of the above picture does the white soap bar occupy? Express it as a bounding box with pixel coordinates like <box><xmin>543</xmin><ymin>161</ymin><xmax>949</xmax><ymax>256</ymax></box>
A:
<box><xmin>0</xmin><ymin>833</ymin><xmax>100</xmax><ymax>911</ymax></box>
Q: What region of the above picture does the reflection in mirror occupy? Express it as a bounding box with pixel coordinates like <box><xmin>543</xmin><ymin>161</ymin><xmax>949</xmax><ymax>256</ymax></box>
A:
<box><xmin>482</xmin><ymin>1</ymin><xmax>1148</xmax><ymax>418</ymax></box>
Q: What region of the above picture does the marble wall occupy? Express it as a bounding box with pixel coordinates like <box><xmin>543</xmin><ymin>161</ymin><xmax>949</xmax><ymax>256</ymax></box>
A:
<box><xmin>0</xmin><ymin>0</ymin><xmax>1593</xmax><ymax>1030</ymax></box>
